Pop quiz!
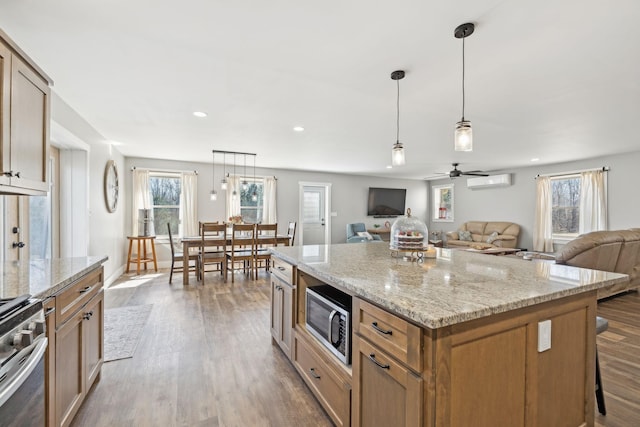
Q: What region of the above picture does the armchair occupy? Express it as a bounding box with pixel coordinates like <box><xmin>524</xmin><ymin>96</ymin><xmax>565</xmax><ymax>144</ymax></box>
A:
<box><xmin>346</xmin><ymin>223</ymin><xmax>383</xmax><ymax>243</ymax></box>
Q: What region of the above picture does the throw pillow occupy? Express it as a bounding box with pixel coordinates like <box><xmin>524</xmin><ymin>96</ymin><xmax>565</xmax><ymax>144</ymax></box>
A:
<box><xmin>357</xmin><ymin>231</ymin><xmax>373</xmax><ymax>240</ymax></box>
<box><xmin>486</xmin><ymin>231</ymin><xmax>499</xmax><ymax>243</ymax></box>
<box><xmin>459</xmin><ymin>230</ymin><xmax>472</xmax><ymax>241</ymax></box>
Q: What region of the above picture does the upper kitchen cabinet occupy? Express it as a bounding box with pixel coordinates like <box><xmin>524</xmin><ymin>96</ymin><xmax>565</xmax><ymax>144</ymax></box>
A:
<box><xmin>0</xmin><ymin>28</ymin><xmax>52</xmax><ymax>195</ymax></box>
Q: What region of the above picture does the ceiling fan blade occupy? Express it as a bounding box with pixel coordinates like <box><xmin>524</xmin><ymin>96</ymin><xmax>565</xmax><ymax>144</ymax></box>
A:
<box><xmin>462</xmin><ymin>172</ymin><xmax>489</xmax><ymax>177</ymax></box>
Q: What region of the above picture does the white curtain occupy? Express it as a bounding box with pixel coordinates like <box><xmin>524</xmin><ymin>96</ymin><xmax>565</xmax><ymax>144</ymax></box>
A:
<box><xmin>180</xmin><ymin>172</ymin><xmax>198</xmax><ymax>237</ymax></box>
<box><xmin>579</xmin><ymin>170</ymin><xmax>607</xmax><ymax>233</ymax></box>
<box><xmin>225</xmin><ymin>175</ymin><xmax>241</xmax><ymax>219</ymax></box>
<box><xmin>263</xmin><ymin>176</ymin><xmax>277</xmax><ymax>224</ymax></box>
<box><xmin>533</xmin><ymin>176</ymin><xmax>554</xmax><ymax>252</ymax></box>
<box><xmin>132</xmin><ymin>169</ymin><xmax>152</xmax><ymax>236</ymax></box>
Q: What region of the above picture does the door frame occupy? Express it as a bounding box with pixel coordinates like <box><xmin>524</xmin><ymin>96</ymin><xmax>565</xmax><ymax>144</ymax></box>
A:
<box><xmin>298</xmin><ymin>182</ymin><xmax>332</xmax><ymax>246</ymax></box>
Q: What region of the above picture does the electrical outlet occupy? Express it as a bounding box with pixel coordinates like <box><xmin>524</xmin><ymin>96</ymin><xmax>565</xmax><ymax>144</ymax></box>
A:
<box><xmin>538</xmin><ymin>320</ymin><xmax>552</xmax><ymax>352</ymax></box>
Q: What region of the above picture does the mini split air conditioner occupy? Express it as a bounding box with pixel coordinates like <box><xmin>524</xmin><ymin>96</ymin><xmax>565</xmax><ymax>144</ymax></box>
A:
<box><xmin>466</xmin><ymin>174</ymin><xmax>511</xmax><ymax>189</ymax></box>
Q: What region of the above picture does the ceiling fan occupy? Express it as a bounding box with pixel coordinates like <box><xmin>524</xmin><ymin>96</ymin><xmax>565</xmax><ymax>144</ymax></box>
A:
<box><xmin>444</xmin><ymin>163</ymin><xmax>489</xmax><ymax>178</ymax></box>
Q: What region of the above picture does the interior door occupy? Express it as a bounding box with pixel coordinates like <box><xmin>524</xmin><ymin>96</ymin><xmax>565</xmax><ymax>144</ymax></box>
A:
<box><xmin>300</xmin><ymin>184</ymin><xmax>330</xmax><ymax>245</ymax></box>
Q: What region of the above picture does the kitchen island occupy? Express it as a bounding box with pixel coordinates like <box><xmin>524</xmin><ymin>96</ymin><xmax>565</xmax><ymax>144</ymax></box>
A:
<box><xmin>0</xmin><ymin>256</ymin><xmax>107</xmax><ymax>427</ymax></box>
<box><xmin>270</xmin><ymin>243</ymin><xmax>629</xmax><ymax>427</ymax></box>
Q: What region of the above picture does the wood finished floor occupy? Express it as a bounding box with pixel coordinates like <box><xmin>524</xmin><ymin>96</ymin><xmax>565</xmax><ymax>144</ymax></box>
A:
<box><xmin>71</xmin><ymin>270</ymin><xmax>640</xmax><ymax>427</ymax></box>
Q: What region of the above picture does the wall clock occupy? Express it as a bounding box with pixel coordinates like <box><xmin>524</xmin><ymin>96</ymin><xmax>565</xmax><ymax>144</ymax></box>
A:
<box><xmin>104</xmin><ymin>160</ymin><xmax>119</xmax><ymax>213</ymax></box>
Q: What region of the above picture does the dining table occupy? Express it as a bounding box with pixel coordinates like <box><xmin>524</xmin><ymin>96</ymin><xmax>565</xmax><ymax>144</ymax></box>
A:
<box><xmin>181</xmin><ymin>234</ymin><xmax>291</xmax><ymax>285</ymax></box>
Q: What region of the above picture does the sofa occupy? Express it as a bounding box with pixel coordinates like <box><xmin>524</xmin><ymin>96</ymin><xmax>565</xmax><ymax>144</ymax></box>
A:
<box><xmin>446</xmin><ymin>221</ymin><xmax>520</xmax><ymax>249</ymax></box>
<box><xmin>346</xmin><ymin>223</ymin><xmax>383</xmax><ymax>243</ymax></box>
<box><xmin>555</xmin><ymin>229</ymin><xmax>640</xmax><ymax>298</ymax></box>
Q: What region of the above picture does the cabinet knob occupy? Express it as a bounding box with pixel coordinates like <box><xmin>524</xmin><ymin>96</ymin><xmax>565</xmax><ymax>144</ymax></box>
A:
<box><xmin>12</xmin><ymin>241</ymin><xmax>25</xmax><ymax>248</ymax></box>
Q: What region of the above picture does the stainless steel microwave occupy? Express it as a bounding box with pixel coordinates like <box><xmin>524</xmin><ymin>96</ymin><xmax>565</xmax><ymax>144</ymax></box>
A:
<box><xmin>305</xmin><ymin>285</ymin><xmax>351</xmax><ymax>365</ymax></box>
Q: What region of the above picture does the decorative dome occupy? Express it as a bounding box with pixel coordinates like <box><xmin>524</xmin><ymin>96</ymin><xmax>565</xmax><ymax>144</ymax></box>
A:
<box><xmin>390</xmin><ymin>208</ymin><xmax>428</xmax><ymax>251</ymax></box>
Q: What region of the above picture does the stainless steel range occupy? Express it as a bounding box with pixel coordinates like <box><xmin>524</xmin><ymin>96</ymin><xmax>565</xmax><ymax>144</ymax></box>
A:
<box><xmin>0</xmin><ymin>294</ymin><xmax>47</xmax><ymax>426</ymax></box>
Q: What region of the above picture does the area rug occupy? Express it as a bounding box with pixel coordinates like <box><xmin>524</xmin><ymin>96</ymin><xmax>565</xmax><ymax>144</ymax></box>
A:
<box><xmin>104</xmin><ymin>304</ymin><xmax>153</xmax><ymax>362</ymax></box>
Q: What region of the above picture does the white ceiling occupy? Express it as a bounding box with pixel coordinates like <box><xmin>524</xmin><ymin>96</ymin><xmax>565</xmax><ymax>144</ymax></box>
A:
<box><xmin>1</xmin><ymin>0</ymin><xmax>639</xmax><ymax>179</ymax></box>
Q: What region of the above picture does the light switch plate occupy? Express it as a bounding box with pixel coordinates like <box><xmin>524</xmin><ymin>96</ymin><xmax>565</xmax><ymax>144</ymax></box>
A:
<box><xmin>538</xmin><ymin>320</ymin><xmax>552</xmax><ymax>352</ymax></box>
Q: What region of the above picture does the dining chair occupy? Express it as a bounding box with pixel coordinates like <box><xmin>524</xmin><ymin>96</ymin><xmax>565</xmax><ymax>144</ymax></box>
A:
<box><xmin>255</xmin><ymin>223</ymin><xmax>278</xmax><ymax>278</ymax></box>
<box><xmin>226</xmin><ymin>223</ymin><xmax>256</xmax><ymax>283</ymax></box>
<box><xmin>167</xmin><ymin>223</ymin><xmax>197</xmax><ymax>284</ymax></box>
<box><xmin>287</xmin><ymin>221</ymin><xmax>297</xmax><ymax>246</ymax></box>
<box><xmin>198</xmin><ymin>222</ymin><xmax>227</xmax><ymax>283</ymax></box>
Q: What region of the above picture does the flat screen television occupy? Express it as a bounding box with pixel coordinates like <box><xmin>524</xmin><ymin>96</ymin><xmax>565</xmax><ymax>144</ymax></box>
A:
<box><xmin>367</xmin><ymin>187</ymin><xmax>406</xmax><ymax>217</ymax></box>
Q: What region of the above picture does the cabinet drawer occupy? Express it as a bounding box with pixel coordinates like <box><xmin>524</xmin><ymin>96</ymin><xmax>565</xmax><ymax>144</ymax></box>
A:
<box><xmin>271</xmin><ymin>257</ymin><xmax>294</xmax><ymax>284</ymax></box>
<box><xmin>293</xmin><ymin>334</ymin><xmax>351</xmax><ymax>427</ymax></box>
<box><xmin>354</xmin><ymin>298</ymin><xmax>423</xmax><ymax>372</ymax></box>
<box><xmin>56</xmin><ymin>267</ymin><xmax>103</xmax><ymax>326</ymax></box>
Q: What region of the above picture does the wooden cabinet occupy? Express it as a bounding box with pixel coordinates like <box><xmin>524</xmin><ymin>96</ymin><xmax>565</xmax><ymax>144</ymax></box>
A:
<box><xmin>0</xmin><ymin>29</ymin><xmax>51</xmax><ymax>195</ymax></box>
<box><xmin>352</xmin><ymin>298</ymin><xmax>423</xmax><ymax>427</ymax></box>
<box><xmin>270</xmin><ymin>257</ymin><xmax>296</xmax><ymax>359</ymax></box>
<box><xmin>45</xmin><ymin>266</ymin><xmax>104</xmax><ymax>427</ymax></box>
<box><xmin>270</xmin><ymin>273</ymin><xmax>293</xmax><ymax>358</ymax></box>
<box><xmin>293</xmin><ymin>332</ymin><xmax>351</xmax><ymax>427</ymax></box>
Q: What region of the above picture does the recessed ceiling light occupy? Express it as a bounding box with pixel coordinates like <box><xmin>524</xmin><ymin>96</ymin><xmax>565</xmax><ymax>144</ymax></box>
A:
<box><xmin>293</xmin><ymin>126</ymin><xmax>304</xmax><ymax>132</ymax></box>
<box><xmin>386</xmin><ymin>165</ymin><xmax>393</xmax><ymax>169</ymax></box>
<box><xmin>193</xmin><ymin>111</ymin><xmax>207</xmax><ymax>118</ymax></box>
<box><xmin>531</xmin><ymin>158</ymin><xmax>540</xmax><ymax>162</ymax></box>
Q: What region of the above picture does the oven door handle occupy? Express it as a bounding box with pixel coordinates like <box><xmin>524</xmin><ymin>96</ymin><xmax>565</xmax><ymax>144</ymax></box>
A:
<box><xmin>0</xmin><ymin>337</ymin><xmax>48</xmax><ymax>407</ymax></box>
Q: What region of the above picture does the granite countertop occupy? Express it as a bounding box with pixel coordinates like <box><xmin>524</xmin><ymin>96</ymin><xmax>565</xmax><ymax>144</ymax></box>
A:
<box><xmin>271</xmin><ymin>244</ymin><xmax>629</xmax><ymax>329</ymax></box>
<box><xmin>0</xmin><ymin>256</ymin><xmax>108</xmax><ymax>300</ymax></box>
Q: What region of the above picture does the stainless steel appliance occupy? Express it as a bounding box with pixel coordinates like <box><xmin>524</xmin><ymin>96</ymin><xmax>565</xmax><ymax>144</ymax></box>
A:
<box><xmin>305</xmin><ymin>285</ymin><xmax>351</xmax><ymax>365</ymax></box>
<box><xmin>0</xmin><ymin>295</ymin><xmax>47</xmax><ymax>427</ymax></box>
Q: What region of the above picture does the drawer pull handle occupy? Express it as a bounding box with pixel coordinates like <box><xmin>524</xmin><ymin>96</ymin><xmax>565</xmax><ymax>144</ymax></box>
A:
<box><xmin>44</xmin><ymin>307</ymin><xmax>56</xmax><ymax>315</ymax></box>
<box><xmin>79</xmin><ymin>286</ymin><xmax>92</xmax><ymax>294</ymax></box>
<box><xmin>277</xmin><ymin>266</ymin><xmax>286</xmax><ymax>271</ymax></box>
<box><xmin>309</xmin><ymin>368</ymin><xmax>321</xmax><ymax>379</ymax></box>
<box><xmin>371</xmin><ymin>322</ymin><xmax>393</xmax><ymax>335</ymax></box>
<box><xmin>368</xmin><ymin>353</ymin><xmax>390</xmax><ymax>370</ymax></box>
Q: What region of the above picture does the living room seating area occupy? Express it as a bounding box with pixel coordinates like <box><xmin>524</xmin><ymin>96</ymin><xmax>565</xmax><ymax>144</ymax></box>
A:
<box><xmin>446</xmin><ymin>221</ymin><xmax>521</xmax><ymax>249</ymax></box>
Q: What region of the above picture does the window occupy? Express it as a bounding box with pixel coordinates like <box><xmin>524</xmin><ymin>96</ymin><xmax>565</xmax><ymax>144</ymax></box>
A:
<box><xmin>551</xmin><ymin>175</ymin><xmax>580</xmax><ymax>237</ymax></box>
<box><xmin>150</xmin><ymin>173</ymin><xmax>181</xmax><ymax>237</ymax></box>
<box><xmin>432</xmin><ymin>184</ymin><xmax>454</xmax><ymax>222</ymax></box>
<box><xmin>303</xmin><ymin>189</ymin><xmax>322</xmax><ymax>223</ymax></box>
<box><xmin>240</xmin><ymin>179</ymin><xmax>264</xmax><ymax>223</ymax></box>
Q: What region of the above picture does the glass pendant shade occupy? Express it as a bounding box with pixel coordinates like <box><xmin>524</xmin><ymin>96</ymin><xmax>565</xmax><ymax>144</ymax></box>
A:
<box><xmin>210</xmin><ymin>190</ymin><xmax>217</xmax><ymax>201</ymax></box>
<box><xmin>221</xmin><ymin>178</ymin><xmax>228</xmax><ymax>190</ymax></box>
<box><xmin>392</xmin><ymin>142</ymin><xmax>405</xmax><ymax>166</ymax></box>
<box><xmin>242</xmin><ymin>180</ymin><xmax>248</xmax><ymax>191</ymax></box>
<box><xmin>232</xmin><ymin>190</ymin><xmax>237</xmax><ymax>200</ymax></box>
<box><xmin>251</xmin><ymin>192</ymin><xmax>258</xmax><ymax>202</ymax></box>
<box><xmin>454</xmin><ymin>120</ymin><xmax>473</xmax><ymax>152</ymax></box>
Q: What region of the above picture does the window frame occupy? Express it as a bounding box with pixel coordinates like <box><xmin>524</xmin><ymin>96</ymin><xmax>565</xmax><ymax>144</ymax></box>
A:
<box><xmin>239</xmin><ymin>177</ymin><xmax>265</xmax><ymax>224</ymax></box>
<box><xmin>550</xmin><ymin>173</ymin><xmax>581</xmax><ymax>240</ymax></box>
<box><xmin>149</xmin><ymin>171</ymin><xmax>182</xmax><ymax>238</ymax></box>
<box><xmin>431</xmin><ymin>183</ymin><xmax>454</xmax><ymax>223</ymax></box>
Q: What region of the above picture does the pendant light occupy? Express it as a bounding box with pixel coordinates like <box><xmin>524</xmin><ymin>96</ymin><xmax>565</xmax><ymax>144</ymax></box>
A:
<box><xmin>231</xmin><ymin>153</ymin><xmax>238</xmax><ymax>200</ymax></box>
<box><xmin>454</xmin><ymin>22</ymin><xmax>474</xmax><ymax>152</ymax></box>
<box><xmin>251</xmin><ymin>155</ymin><xmax>258</xmax><ymax>202</ymax></box>
<box><xmin>241</xmin><ymin>154</ymin><xmax>248</xmax><ymax>191</ymax></box>
<box><xmin>210</xmin><ymin>151</ymin><xmax>217</xmax><ymax>201</ymax></box>
<box><xmin>391</xmin><ymin>70</ymin><xmax>405</xmax><ymax>166</ymax></box>
<box><xmin>221</xmin><ymin>153</ymin><xmax>228</xmax><ymax>190</ymax></box>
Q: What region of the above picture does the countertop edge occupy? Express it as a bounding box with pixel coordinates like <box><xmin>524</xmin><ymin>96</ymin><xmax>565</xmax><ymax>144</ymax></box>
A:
<box><xmin>35</xmin><ymin>256</ymin><xmax>108</xmax><ymax>300</ymax></box>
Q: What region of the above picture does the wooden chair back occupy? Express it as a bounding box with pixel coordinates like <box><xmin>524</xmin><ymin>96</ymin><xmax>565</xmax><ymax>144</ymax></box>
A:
<box><xmin>287</xmin><ymin>221</ymin><xmax>297</xmax><ymax>246</ymax></box>
<box><xmin>256</xmin><ymin>223</ymin><xmax>278</xmax><ymax>247</ymax></box>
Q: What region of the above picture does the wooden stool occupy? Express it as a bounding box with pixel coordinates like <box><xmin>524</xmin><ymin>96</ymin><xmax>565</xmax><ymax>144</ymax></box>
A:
<box><xmin>126</xmin><ymin>236</ymin><xmax>158</xmax><ymax>274</ymax></box>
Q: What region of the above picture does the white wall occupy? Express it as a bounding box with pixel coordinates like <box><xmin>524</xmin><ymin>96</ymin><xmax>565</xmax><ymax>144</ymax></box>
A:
<box><xmin>428</xmin><ymin>150</ymin><xmax>640</xmax><ymax>251</ymax></box>
<box><xmin>51</xmin><ymin>93</ymin><xmax>126</xmax><ymax>284</ymax></box>
<box><xmin>125</xmin><ymin>157</ymin><xmax>428</xmax><ymax>263</ymax></box>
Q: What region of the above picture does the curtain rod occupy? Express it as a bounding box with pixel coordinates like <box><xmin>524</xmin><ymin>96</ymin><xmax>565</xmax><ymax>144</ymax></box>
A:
<box><xmin>131</xmin><ymin>166</ymin><xmax>198</xmax><ymax>174</ymax></box>
<box><xmin>535</xmin><ymin>166</ymin><xmax>609</xmax><ymax>179</ymax></box>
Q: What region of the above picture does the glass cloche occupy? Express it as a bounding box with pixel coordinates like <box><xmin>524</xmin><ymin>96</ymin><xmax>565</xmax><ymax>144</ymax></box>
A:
<box><xmin>390</xmin><ymin>208</ymin><xmax>428</xmax><ymax>251</ymax></box>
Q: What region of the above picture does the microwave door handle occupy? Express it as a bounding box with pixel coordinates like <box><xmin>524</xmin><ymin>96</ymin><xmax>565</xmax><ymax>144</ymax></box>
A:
<box><xmin>328</xmin><ymin>309</ymin><xmax>339</xmax><ymax>346</ymax></box>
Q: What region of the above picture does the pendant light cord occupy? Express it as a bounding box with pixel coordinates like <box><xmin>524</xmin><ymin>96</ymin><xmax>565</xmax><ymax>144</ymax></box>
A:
<box><xmin>396</xmin><ymin>78</ymin><xmax>400</xmax><ymax>142</ymax></box>
<box><xmin>461</xmin><ymin>36</ymin><xmax>466</xmax><ymax>121</ymax></box>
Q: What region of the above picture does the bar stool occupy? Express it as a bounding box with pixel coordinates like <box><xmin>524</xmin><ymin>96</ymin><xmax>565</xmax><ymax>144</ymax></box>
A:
<box><xmin>126</xmin><ymin>236</ymin><xmax>158</xmax><ymax>275</ymax></box>
<box><xmin>595</xmin><ymin>316</ymin><xmax>608</xmax><ymax>416</ymax></box>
